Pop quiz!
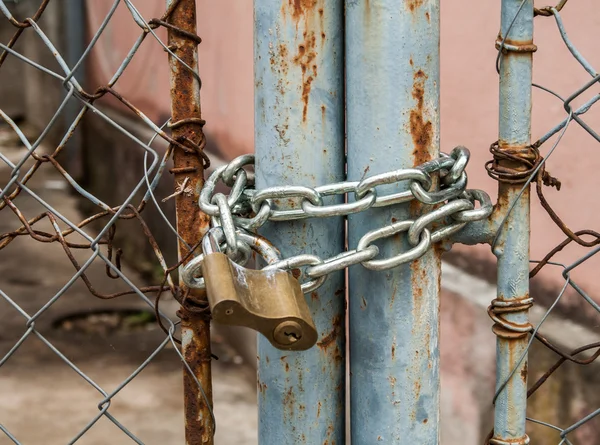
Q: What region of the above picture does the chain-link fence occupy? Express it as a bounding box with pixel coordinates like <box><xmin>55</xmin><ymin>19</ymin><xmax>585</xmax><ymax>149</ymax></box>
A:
<box><xmin>486</xmin><ymin>1</ymin><xmax>600</xmax><ymax>443</ymax></box>
<box><xmin>0</xmin><ymin>0</ymin><xmax>221</xmax><ymax>443</ymax></box>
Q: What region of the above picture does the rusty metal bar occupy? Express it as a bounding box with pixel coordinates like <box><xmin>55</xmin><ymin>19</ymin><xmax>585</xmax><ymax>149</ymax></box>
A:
<box><xmin>346</xmin><ymin>1</ymin><xmax>441</xmax><ymax>443</ymax></box>
<box><xmin>166</xmin><ymin>1</ymin><xmax>214</xmax><ymax>444</ymax></box>
<box><xmin>254</xmin><ymin>0</ymin><xmax>346</xmax><ymax>443</ymax></box>
<box><xmin>489</xmin><ymin>0</ymin><xmax>534</xmax><ymax>444</ymax></box>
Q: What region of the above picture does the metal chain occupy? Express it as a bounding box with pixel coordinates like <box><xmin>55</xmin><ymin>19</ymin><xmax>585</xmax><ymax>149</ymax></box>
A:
<box><xmin>183</xmin><ymin>146</ymin><xmax>493</xmax><ymax>293</ymax></box>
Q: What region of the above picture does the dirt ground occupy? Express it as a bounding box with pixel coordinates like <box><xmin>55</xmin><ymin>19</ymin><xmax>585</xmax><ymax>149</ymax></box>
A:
<box><xmin>0</xmin><ymin>128</ymin><xmax>258</xmax><ymax>444</ymax></box>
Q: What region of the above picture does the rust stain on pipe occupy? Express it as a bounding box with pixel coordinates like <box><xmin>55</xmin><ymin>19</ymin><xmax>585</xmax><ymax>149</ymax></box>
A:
<box><xmin>410</xmin><ymin>69</ymin><xmax>433</xmax><ymax>167</ymax></box>
<box><xmin>520</xmin><ymin>361</ymin><xmax>528</xmax><ymax>383</ymax></box>
<box><xmin>407</xmin><ymin>0</ymin><xmax>425</xmax><ymax>13</ymax></box>
<box><xmin>288</xmin><ymin>0</ymin><xmax>318</xmax><ymax>22</ymax></box>
<box><xmin>317</xmin><ymin>315</ymin><xmax>342</xmax><ymax>349</ymax></box>
<box><xmin>167</xmin><ymin>1</ymin><xmax>213</xmax><ymax>444</ymax></box>
<box><xmin>181</xmin><ymin>311</ymin><xmax>213</xmax><ymax>445</ymax></box>
<box><xmin>294</xmin><ymin>39</ymin><xmax>317</xmax><ymax>122</ymax></box>
<box><xmin>280</xmin><ymin>0</ymin><xmax>324</xmax><ymax>122</ymax></box>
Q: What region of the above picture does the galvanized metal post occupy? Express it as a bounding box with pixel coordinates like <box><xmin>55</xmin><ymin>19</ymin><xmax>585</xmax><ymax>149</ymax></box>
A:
<box><xmin>254</xmin><ymin>1</ymin><xmax>346</xmax><ymax>443</ymax></box>
<box><xmin>346</xmin><ymin>1</ymin><xmax>441</xmax><ymax>443</ymax></box>
<box><xmin>166</xmin><ymin>1</ymin><xmax>214</xmax><ymax>444</ymax></box>
<box><xmin>490</xmin><ymin>0</ymin><xmax>533</xmax><ymax>444</ymax></box>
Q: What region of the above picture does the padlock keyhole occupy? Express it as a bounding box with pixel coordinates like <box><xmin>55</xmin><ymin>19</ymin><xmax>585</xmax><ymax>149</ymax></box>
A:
<box><xmin>273</xmin><ymin>321</ymin><xmax>303</xmax><ymax>346</ymax></box>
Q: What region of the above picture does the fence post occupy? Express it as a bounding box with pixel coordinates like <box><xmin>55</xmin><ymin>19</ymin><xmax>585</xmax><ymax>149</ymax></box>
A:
<box><xmin>490</xmin><ymin>0</ymin><xmax>533</xmax><ymax>444</ymax></box>
<box><xmin>346</xmin><ymin>1</ymin><xmax>441</xmax><ymax>443</ymax></box>
<box><xmin>254</xmin><ymin>1</ymin><xmax>346</xmax><ymax>443</ymax></box>
<box><xmin>166</xmin><ymin>1</ymin><xmax>214</xmax><ymax>444</ymax></box>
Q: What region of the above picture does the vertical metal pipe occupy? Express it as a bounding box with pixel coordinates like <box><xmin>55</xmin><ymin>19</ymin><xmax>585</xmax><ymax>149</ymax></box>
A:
<box><xmin>490</xmin><ymin>0</ymin><xmax>533</xmax><ymax>444</ymax></box>
<box><xmin>166</xmin><ymin>1</ymin><xmax>214</xmax><ymax>444</ymax></box>
<box><xmin>254</xmin><ymin>1</ymin><xmax>346</xmax><ymax>443</ymax></box>
<box><xmin>346</xmin><ymin>1</ymin><xmax>441</xmax><ymax>443</ymax></box>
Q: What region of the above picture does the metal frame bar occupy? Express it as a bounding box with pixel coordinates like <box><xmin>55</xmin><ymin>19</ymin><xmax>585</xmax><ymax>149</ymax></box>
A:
<box><xmin>346</xmin><ymin>1</ymin><xmax>441</xmax><ymax>443</ymax></box>
<box><xmin>254</xmin><ymin>1</ymin><xmax>346</xmax><ymax>443</ymax></box>
<box><xmin>166</xmin><ymin>1</ymin><xmax>214</xmax><ymax>443</ymax></box>
<box><xmin>489</xmin><ymin>0</ymin><xmax>534</xmax><ymax>444</ymax></box>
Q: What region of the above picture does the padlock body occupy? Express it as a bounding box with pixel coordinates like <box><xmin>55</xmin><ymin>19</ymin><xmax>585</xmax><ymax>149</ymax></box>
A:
<box><xmin>201</xmin><ymin>252</ymin><xmax>318</xmax><ymax>351</ymax></box>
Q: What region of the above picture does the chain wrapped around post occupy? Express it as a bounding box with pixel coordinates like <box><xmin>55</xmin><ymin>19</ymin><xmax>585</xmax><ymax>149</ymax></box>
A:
<box><xmin>181</xmin><ymin>146</ymin><xmax>492</xmax><ymax>350</ymax></box>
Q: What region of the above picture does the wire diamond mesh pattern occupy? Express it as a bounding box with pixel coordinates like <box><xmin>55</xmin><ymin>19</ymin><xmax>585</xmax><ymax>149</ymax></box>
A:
<box><xmin>0</xmin><ymin>1</ymin><xmax>213</xmax><ymax>443</ymax></box>
<box><xmin>490</xmin><ymin>2</ymin><xmax>600</xmax><ymax>443</ymax></box>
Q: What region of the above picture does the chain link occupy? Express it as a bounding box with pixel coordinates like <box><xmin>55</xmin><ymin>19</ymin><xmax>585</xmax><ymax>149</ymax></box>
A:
<box><xmin>184</xmin><ymin>147</ymin><xmax>493</xmax><ymax>292</ymax></box>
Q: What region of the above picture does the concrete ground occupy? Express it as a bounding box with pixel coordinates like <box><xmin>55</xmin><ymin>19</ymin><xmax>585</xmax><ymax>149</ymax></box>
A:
<box><xmin>0</xmin><ymin>126</ymin><xmax>258</xmax><ymax>444</ymax></box>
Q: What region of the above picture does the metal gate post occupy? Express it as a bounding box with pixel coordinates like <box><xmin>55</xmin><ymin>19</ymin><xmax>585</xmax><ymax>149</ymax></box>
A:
<box><xmin>166</xmin><ymin>1</ymin><xmax>214</xmax><ymax>443</ymax></box>
<box><xmin>254</xmin><ymin>1</ymin><xmax>346</xmax><ymax>443</ymax></box>
<box><xmin>346</xmin><ymin>1</ymin><xmax>441</xmax><ymax>443</ymax></box>
<box><xmin>490</xmin><ymin>0</ymin><xmax>533</xmax><ymax>444</ymax></box>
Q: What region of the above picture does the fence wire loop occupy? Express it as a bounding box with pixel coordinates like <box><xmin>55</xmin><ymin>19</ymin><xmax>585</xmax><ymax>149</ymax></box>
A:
<box><xmin>534</xmin><ymin>0</ymin><xmax>569</xmax><ymax>17</ymax></box>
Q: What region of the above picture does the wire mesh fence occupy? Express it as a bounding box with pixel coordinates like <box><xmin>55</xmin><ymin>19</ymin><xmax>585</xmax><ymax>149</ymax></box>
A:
<box><xmin>488</xmin><ymin>2</ymin><xmax>600</xmax><ymax>443</ymax></box>
<box><xmin>0</xmin><ymin>0</ymin><xmax>218</xmax><ymax>443</ymax></box>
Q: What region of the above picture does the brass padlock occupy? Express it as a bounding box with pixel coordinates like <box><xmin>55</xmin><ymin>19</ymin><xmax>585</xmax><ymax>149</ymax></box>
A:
<box><xmin>184</xmin><ymin>228</ymin><xmax>318</xmax><ymax>351</ymax></box>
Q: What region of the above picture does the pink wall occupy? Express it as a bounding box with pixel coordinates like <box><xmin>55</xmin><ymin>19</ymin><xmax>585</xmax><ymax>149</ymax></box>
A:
<box><xmin>85</xmin><ymin>0</ymin><xmax>254</xmax><ymax>158</ymax></box>
<box><xmin>86</xmin><ymin>1</ymin><xmax>600</xmax><ymax>310</ymax></box>
<box><xmin>441</xmin><ymin>1</ymin><xmax>600</xmax><ymax>316</ymax></box>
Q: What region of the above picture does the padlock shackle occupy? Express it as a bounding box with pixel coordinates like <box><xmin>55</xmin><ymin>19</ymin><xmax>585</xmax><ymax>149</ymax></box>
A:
<box><xmin>181</xmin><ymin>227</ymin><xmax>283</xmax><ymax>289</ymax></box>
<box><xmin>202</xmin><ymin>226</ymin><xmax>224</xmax><ymax>255</ymax></box>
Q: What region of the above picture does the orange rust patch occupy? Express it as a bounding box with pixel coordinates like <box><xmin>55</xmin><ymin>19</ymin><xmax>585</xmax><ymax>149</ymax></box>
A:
<box><xmin>520</xmin><ymin>362</ymin><xmax>528</xmax><ymax>382</ymax></box>
<box><xmin>414</xmin><ymin>380</ymin><xmax>421</xmax><ymax>399</ymax></box>
<box><xmin>410</xmin><ymin>261</ymin><xmax>426</xmax><ymax>313</ymax></box>
<box><xmin>311</xmin><ymin>291</ymin><xmax>320</xmax><ymax>301</ymax></box>
<box><xmin>294</xmin><ymin>35</ymin><xmax>318</xmax><ymax>122</ymax></box>
<box><xmin>409</xmin><ymin>193</ymin><xmax>422</xmax><ymax>218</ymax></box>
<box><xmin>317</xmin><ymin>315</ymin><xmax>342</xmax><ymax>349</ymax></box>
<box><xmin>258</xmin><ymin>381</ymin><xmax>268</xmax><ymax>393</ymax></box>
<box><xmin>410</xmin><ymin>69</ymin><xmax>433</xmax><ymax>166</ymax></box>
<box><xmin>286</xmin><ymin>0</ymin><xmax>321</xmax><ymax>122</ymax></box>
<box><xmin>410</xmin><ymin>69</ymin><xmax>433</xmax><ymax>219</ymax></box>
<box><xmin>407</xmin><ymin>0</ymin><xmax>424</xmax><ymax>12</ymax></box>
<box><xmin>391</xmin><ymin>343</ymin><xmax>396</xmax><ymax>360</ymax></box>
<box><xmin>324</xmin><ymin>422</ymin><xmax>335</xmax><ymax>444</ymax></box>
<box><xmin>333</xmin><ymin>346</ymin><xmax>343</xmax><ymax>364</ymax></box>
<box><xmin>317</xmin><ymin>401</ymin><xmax>322</xmax><ymax>418</ymax></box>
<box><xmin>425</xmin><ymin>11</ymin><xmax>430</xmax><ymax>22</ymax></box>
<box><xmin>270</xmin><ymin>44</ymin><xmax>290</xmax><ymax>98</ymax></box>
<box><xmin>283</xmin><ymin>387</ymin><xmax>295</xmax><ymax>420</ymax></box>
<box><xmin>288</xmin><ymin>0</ymin><xmax>318</xmax><ymax>22</ymax></box>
